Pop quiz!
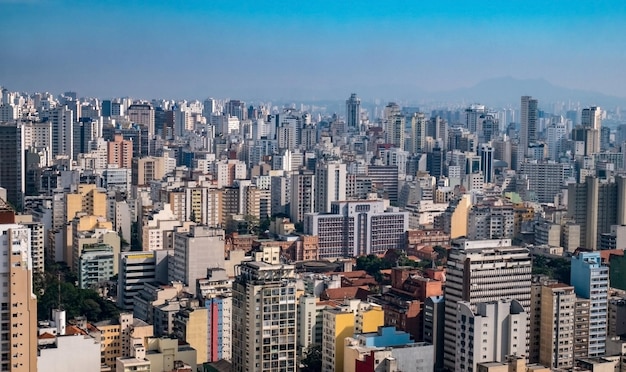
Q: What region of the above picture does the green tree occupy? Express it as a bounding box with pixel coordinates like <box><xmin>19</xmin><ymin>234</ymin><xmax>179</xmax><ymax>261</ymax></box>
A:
<box><xmin>300</xmin><ymin>344</ymin><xmax>322</xmax><ymax>372</ymax></box>
<box><xmin>37</xmin><ymin>260</ymin><xmax>120</xmax><ymax>322</ymax></box>
<box><xmin>356</xmin><ymin>254</ymin><xmax>392</xmax><ymax>282</ymax></box>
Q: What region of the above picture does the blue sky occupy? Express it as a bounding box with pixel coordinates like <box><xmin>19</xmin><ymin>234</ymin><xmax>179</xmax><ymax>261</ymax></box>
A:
<box><xmin>1</xmin><ymin>0</ymin><xmax>625</xmax><ymax>101</ymax></box>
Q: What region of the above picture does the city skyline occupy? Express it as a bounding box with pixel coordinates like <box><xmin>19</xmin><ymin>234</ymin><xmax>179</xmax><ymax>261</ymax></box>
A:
<box><xmin>1</xmin><ymin>1</ymin><xmax>626</xmax><ymax>101</ymax></box>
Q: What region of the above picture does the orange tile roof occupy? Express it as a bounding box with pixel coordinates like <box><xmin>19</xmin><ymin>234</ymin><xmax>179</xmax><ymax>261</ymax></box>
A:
<box><xmin>65</xmin><ymin>325</ymin><xmax>87</xmax><ymax>336</ymax></box>
<box><xmin>601</xmin><ymin>249</ymin><xmax>625</xmax><ymax>262</ymax></box>
<box><xmin>38</xmin><ymin>332</ymin><xmax>56</xmax><ymax>339</ymax></box>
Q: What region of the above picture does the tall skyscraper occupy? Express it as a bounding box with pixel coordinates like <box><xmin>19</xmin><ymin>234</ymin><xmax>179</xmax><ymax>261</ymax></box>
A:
<box><xmin>539</xmin><ymin>283</ymin><xmax>576</xmax><ymax>369</ymax></box>
<box><xmin>345</xmin><ymin>93</ymin><xmax>360</xmax><ymax>129</ymax></box>
<box><xmin>570</xmin><ymin>252</ymin><xmax>609</xmax><ymax>357</ymax></box>
<box><xmin>0</xmin><ymin>218</ymin><xmax>38</xmax><ymax>372</ymax></box>
<box><xmin>519</xmin><ymin>95</ymin><xmax>538</xmax><ymax>167</ymax></box>
<box><xmin>410</xmin><ymin>112</ymin><xmax>427</xmax><ymax>154</ymax></box>
<box><xmin>576</xmin><ymin>105</ymin><xmax>602</xmax><ymax>155</ymax></box>
<box><xmin>546</xmin><ymin>122</ymin><xmax>567</xmax><ymax>160</ymax></box>
<box><xmin>170</xmin><ymin>226</ymin><xmax>225</xmax><ymax>295</ymax></box>
<box><xmin>582</xmin><ymin>106</ymin><xmax>602</xmax><ymax>130</ymax></box>
<box><xmin>443</xmin><ymin>239</ymin><xmax>532</xmax><ymax>371</ymax></box>
<box><xmin>314</xmin><ymin>161</ymin><xmax>346</xmax><ymax>213</ymax></box>
<box><xmin>72</xmin><ymin>117</ymin><xmax>99</xmax><ymax>160</ymax></box>
<box><xmin>231</xmin><ymin>258</ymin><xmax>297</xmax><ymax>372</ymax></box>
<box><xmin>225</xmin><ymin>100</ymin><xmax>246</xmax><ymax>121</ymax></box>
<box><xmin>567</xmin><ymin>175</ymin><xmax>626</xmax><ymax>250</ymax></box>
<box><xmin>464</xmin><ymin>104</ymin><xmax>486</xmax><ymax>133</ymax></box>
<box><xmin>289</xmin><ymin>170</ymin><xmax>315</xmax><ymax>223</ymax></box>
<box><xmin>0</xmin><ymin>123</ymin><xmax>25</xmax><ymax>211</ymax></box>
<box><xmin>50</xmin><ymin>105</ymin><xmax>74</xmax><ymax>160</ymax></box>
<box><xmin>107</xmin><ymin>134</ymin><xmax>133</xmax><ymax>169</ymax></box>
<box><xmin>479</xmin><ymin>144</ymin><xmax>494</xmax><ymax>183</ymax></box>
<box><xmin>455</xmin><ymin>299</ymin><xmax>527</xmax><ymax>372</ymax></box>
<box><xmin>101</xmin><ymin>99</ymin><xmax>112</xmax><ymax>117</ymax></box>
<box><xmin>386</xmin><ymin>114</ymin><xmax>405</xmax><ymax>150</ymax></box>
<box><xmin>128</xmin><ymin>103</ymin><xmax>155</xmax><ymax>138</ymax></box>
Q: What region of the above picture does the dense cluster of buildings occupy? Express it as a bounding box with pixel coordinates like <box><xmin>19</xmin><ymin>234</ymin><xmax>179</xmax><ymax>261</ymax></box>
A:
<box><xmin>0</xmin><ymin>86</ymin><xmax>626</xmax><ymax>371</ymax></box>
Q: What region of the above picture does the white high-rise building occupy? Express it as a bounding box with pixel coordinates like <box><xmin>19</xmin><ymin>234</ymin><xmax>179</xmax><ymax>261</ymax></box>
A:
<box><xmin>315</xmin><ymin>161</ymin><xmax>346</xmax><ymax>213</ymax></box>
<box><xmin>386</xmin><ymin>114</ymin><xmax>405</xmax><ymax>150</ymax></box>
<box><xmin>410</xmin><ymin>112</ymin><xmax>427</xmax><ymax>154</ymax></box>
<box><xmin>290</xmin><ymin>171</ymin><xmax>315</xmax><ymax>223</ymax></box>
<box><xmin>546</xmin><ymin>122</ymin><xmax>567</xmax><ymax>160</ymax></box>
<box><xmin>582</xmin><ymin>106</ymin><xmax>602</xmax><ymax>130</ymax></box>
<box><xmin>50</xmin><ymin>105</ymin><xmax>74</xmax><ymax>160</ymax></box>
<box><xmin>465</xmin><ymin>104</ymin><xmax>486</xmax><ymax>133</ymax></box>
<box><xmin>455</xmin><ymin>299</ymin><xmax>527</xmax><ymax>372</ymax></box>
<box><xmin>443</xmin><ymin>239</ymin><xmax>532</xmax><ymax>371</ymax></box>
<box><xmin>571</xmin><ymin>252</ymin><xmax>609</xmax><ymax>357</ymax></box>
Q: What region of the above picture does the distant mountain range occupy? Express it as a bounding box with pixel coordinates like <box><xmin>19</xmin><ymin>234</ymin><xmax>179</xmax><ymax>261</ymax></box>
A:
<box><xmin>421</xmin><ymin>76</ymin><xmax>626</xmax><ymax>108</ymax></box>
<box><xmin>252</xmin><ymin>76</ymin><xmax>626</xmax><ymax>111</ymax></box>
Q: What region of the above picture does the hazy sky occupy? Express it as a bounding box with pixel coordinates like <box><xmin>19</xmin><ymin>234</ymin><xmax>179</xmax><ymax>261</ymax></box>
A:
<box><xmin>1</xmin><ymin>0</ymin><xmax>626</xmax><ymax>101</ymax></box>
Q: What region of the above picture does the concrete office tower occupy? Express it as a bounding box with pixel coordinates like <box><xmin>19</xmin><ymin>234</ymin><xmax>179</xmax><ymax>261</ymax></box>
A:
<box><xmin>567</xmin><ymin>175</ymin><xmax>626</xmax><ymax>250</ymax></box>
<box><xmin>409</xmin><ymin>112</ymin><xmax>427</xmax><ymax>154</ymax></box>
<box><xmin>304</xmin><ymin>200</ymin><xmax>409</xmax><ymax>258</ymax></box>
<box><xmin>423</xmin><ymin>295</ymin><xmax>445</xmax><ymax>371</ymax></box>
<box><xmin>366</xmin><ymin>165</ymin><xmax>399</xmax><ymax>204</ymax></box>
<box><xmin>539</xmin><ymin>283</ymin><xmax>576</xmax><ymax>369</ymax></box>
<box><xmin>386</xmin><ymin>113</ymin><xmax>405</xmax><ymax>150</ymax></box>
<box><xmin>570</xmin><ymin>252</ymin><xmax>609</xmax><ymax>357</ymax></box>
<box><xmin>128</xmin><ymin>103</ymin><xmax>155</xmax><ymax>138</ymax></box>
<box><xmin>231</xmin><ymin>259</ymin><xmax>297</xmax><ymax>372</ymax></box>
<box><xmin>50</xmin><ymin>105</ymin><xmax>74</xmax><ymax>160</ymax></box>
<box><xmin>582</xmin><ymin>106</ymin><xmax>602</xmax><ymax>130</ymax></box>
<box><xmin>170</xmin><ymin>226</ymin><xmax>225</xmax><ymax>295</ymax></box>
<box><xmin>346</xmin><ymin>93</ymin><xmax>360</xmax><ymax>129</ymax></box>
<box><xmin>519</xmin><ymin>161</ymin><xmax>566</xmax><ymax>204</ymax></box>
<box><xmin>455</xmin><ymin>299</ymin><xmax>527</xmax><ymax>372</ymax></box>
<box><xmin>315</xmin><ymin>161</ymin><xmax>346</xmax><ymax>213</ymax></box>
<box><xmin>0</xmin><ymin>223</ymin><xmax>38</xmax><ymax>372</ymax></box>
<box><xmin>290</xmin><ymin>170</ymin><xmax>315</xmax><ymax>223</ymax></box>
<box><xmin>225</xmin><ymin>100</ymin><xmax>246</xmax><ymax>121</ymax></box>
<box><xmin>131</xmin><ymin>156</ymin><xmax>167</xmax><ymax>187</ymax></box>
<box><xmin>202</xmin><ymin>98</ymin><xmax>216</xmax><ymax>121</ymax></box>
<box><xmin>428</xmin><ymin>116</ymin><xmax>448</xmax><ymax>147</ymax></box>
<box><xmin>571</xmin><ymin>126</ymin><xmax>600</xmax><ymax>156</ymax></box>
<box><xmin>443</xmin><ymin>239</ymin><xmax>532</xmax><ymax>371</ymax></box>
<box><xmin>546</xmin><ymin>122</ymin><xmax>567</xmax><ymax>160</ymax></box>
<box><xmin>72</xmin><ymin>118</ymin><xmax>99</xmax><ymax>160</ymax></box>
<box><xmin>481</xmin><ymin>113</ymin><xmax>499</xmax><ymax>143</ymax></box>
<box><xmin>467</xmin><ymin>201</ymin><xmax>514</xmax><ymax>240</ymax></box>
<box><xmin>479</xmin><ymin>144</ymin><xmax>494</xmax><ymax>183</ymax></box>
<box><xmin>107</xmin><ymin>133</ymin><xmax>133</xmax><ymax>169</ymax></box>
<box><xmin>117</xmin><ymin>250</ymin><xmax>170</xmax><ymax>311</ymax></box>
<box><xmin>0</xmin><ymin>123</ymin><xmax>25</xmax><ymax>211</ymax></box>
<box><xmin>519</xmin><ymin>96</ymin><xmax>538</xmax><ymax>168</ymax></box>
<box><xmin>465</xmin><ymin>104</ymin><xmax>486</xmax><ymax>133</ymax></box>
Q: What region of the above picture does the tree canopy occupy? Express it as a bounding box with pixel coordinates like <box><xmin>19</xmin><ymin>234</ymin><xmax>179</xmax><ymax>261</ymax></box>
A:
<box><xmin>300</xmin><ymin>344</ymin><xmax>322</xmax><ymax>372</ymax></box>
<box><xmin>532</xmin><ymin>255</ymin><xmax>571</xmax><ymax>284</ymax></box>
<box><xmin>36</xmin><ymin>261</ymin><xmax>120</xmax><ymax>322</ymax></box>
